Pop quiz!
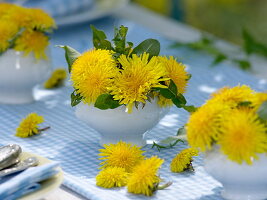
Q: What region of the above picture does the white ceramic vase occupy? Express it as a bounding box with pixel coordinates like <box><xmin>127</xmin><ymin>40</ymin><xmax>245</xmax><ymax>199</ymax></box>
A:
<box><xmin>75</xmin><ymin>99</ymin><xmax>170</xmax><ymax>146</ymax></box>
<box><xmin>204</xmin><ymin>146</ymin><xmax>267</xmax><ymax>200</ymax></box>
<box><xmin>0</xmin><ymin>49</ymin><xmax>51</xmax><ymax>104</ymax></box>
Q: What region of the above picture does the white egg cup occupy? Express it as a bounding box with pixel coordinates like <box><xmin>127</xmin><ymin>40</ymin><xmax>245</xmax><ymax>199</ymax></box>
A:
<box><xmin>0</xmin><ymin>49</ymin><xmax>51</xmax><ymax>104</ymax></box>
<box><xmin>75</xmin><ymin>99</ymin><xmax>170</xmax><ymax>146</ymax></box>
<box><xmin>204</xmin><ymin>146</ymin><xmax>267</xmax><ymax>200</ymax></box>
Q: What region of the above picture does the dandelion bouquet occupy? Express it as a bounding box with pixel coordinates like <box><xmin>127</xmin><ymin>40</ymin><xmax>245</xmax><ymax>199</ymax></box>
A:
<box><xmin>61</xmin><ymin>25</ymin><xmax>194</xmax><ymax>113</ymax></box>
<box><xmin>0</xmin><ymin>3</ymin><xmax>56</xmax><ymax>60</ymax></box>
<box><xmin>186</xmin><ymin>85</ymin><xmax>267</xmax><ymax>164</ymax></box>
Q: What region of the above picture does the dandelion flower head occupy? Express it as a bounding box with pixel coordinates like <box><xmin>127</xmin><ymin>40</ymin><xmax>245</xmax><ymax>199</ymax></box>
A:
<box><xmin>71</xmin><ymin>49</ymin><xmax>118</xmax><ymax>104</ymax></box>
<box><xmin>99</xmin><ymin>141</ymin><xmax>144</xmax><ymax>172</ymax></box>
<box><xmin>16</xmin><ymin>113</ymin><xmax>44</xmax><ymax>138</ymax></box>
<box><xmin>14</xmin><ymin>30</ymin><xmax>49</xmax><ymax>60</ymax></box>
<box><xmin>186</xmin><ymin>102</ymin><xmax>229</xmax><ymax>151</ymax></box>
<box><xmin>219</xmin><ymin>109</ymin><xmax>267</xmax><ymax>164</ymax></box>
<box><xmin>127</xmin><ymin>156</ymin><xmax>164</xmax><ymax>196</ymax></box>
<box><xmin>170</xmin><ymin>148</ymin><xmax>198</xmax><ymax>173</ymax></box>
<box><xmin>109</xmin><ymin>53</ymin><xmax>169</xmax><ymax>113</ymax></box>
<box><xmin>96</xmin><ymin>167</ymin><xmax>128</xmax><ymax>188</ymax></box>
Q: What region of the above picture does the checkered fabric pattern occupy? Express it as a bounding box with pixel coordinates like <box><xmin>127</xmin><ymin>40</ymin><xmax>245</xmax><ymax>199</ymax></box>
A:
<box><xmin>0</xmin><ymin>18</ymin><xmax>266</xmax><ymax>199</ymax></box>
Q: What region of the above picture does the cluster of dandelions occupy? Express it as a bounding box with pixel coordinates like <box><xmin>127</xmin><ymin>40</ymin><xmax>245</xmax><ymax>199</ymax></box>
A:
<box><xmin>63</xmin><ymin>25</ymin><xmax>192</xmax><ymax>113</ymax></box>
<box><xmin>186</xmin><ymin>85</ymin><xmax>267</xmax><ymax>165</ymax></box>
<box><xmin>16</xmin><ymin>113</ymin><xmax>49</xmax><ymax>138</ymax></box>
<box><xmin>0</xmin><ymin>3</ymin><xmax>56</xmax><ymax>59</ymax></box>
<box><xmin>96</xmin><ymin>141</ymin><xmax>171</xmax><ymax>196</ymax></box>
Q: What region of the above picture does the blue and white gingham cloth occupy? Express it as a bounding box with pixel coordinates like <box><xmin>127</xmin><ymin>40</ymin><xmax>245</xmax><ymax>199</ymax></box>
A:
<box><xmin>7</xmin><ymin>0</ymin><xmax>94</xmax><ymax>18</ymax></box>
<box><xmin>0</xmin><ymin>162</ymin><xmax>59</xmax><ymax>200</ymax></box>
<box><xmin>0</xmin><ymin>18</ymin><xmax>266</xmax><ymax>200</ymax></box>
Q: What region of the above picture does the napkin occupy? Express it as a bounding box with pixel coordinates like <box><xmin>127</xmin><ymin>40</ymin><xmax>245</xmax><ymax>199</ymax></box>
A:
<box><xmin>0</xmin><ymin>162</ymin><xmax>60</xmax><ymax>200</ymax></box>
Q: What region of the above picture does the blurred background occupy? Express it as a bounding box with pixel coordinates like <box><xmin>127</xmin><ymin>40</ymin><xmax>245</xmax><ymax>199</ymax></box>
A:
<box><xmin>134</xmin><ymin>0</ymin><xmax>267</xmax><ymax>45</ymax></box>
<box><xmin>5</xmin><ymin>0</ymin><xmax>266</xmax><ymax>46</ymax></box>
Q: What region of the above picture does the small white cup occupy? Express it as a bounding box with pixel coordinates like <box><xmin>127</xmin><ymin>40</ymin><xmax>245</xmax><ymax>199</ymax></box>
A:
<box><xmin>0</xmin><ymin>49</ymin><xmax>51</xmax><ymax>104</ymax></box>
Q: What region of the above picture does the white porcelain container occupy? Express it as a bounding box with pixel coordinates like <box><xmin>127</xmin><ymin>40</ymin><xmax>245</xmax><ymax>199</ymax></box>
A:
<box><xmin>0</xmin><ymin>49</ymin><xmax>51</xmax><ymax>104</ymax></box>
<box><xmin>204</xmin><ymin>146</ymin><xmax>267</xmax><ymax>200</ymax></box>
<box><xmin>75</xmin><ymin>99</ymin><xmax>170</xmax><ymax>146</ymax></box>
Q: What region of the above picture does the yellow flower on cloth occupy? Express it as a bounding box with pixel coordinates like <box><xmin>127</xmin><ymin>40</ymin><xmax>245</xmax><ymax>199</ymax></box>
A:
<box><xmin>71</xmin><ymin>49</ymin><xmax>118</xmax><ymax>104</ymax></box>
<box><xmin>27</xmin><ymin>8</ymin><xmax>56</xmax><ymax>31</ymax></box>
<box><xmin>127</xmin><ymin>156</ymin><xmax>164</xmax><ymax>196</ymax></box>
<box><xmin>96</xmin><ymin>167</ymin><xmax>129</xmax><ymax>188</ymax></box>
<box><xmin>170</xmin><ymin>148</ymin><xmax>198</xmax><ymax>173</ymax></box>
<box><xmin>208</xmin><ymin>85</ymin><xmax>255</xmax><ymax>107</ymax></box>
<box><xmin>218</xmin><ymin>109</ymin><xmax>267</xmax><ymax>164</ymax></box>
<box><xmin>99</xmin><ymin>141</ymin><xmax>144</xmax><ymax>172</ymax></box>
<box><xmin>14</xmin><ymin>30</ymin><xmax>49</xmax><ymax>60</ymax></box>
<box><xmin>0</xmin><ymin>20</ymin><xmax>19</xmax><ymax>52</ymax></box>
<box><xmin>109</xmin><ymin>53</ymin><xmax>169</xmax><ymax>113</ymax></box>
<box><xmin>186</xmin><ymin>103</ymin><xmax>229</xmax><ymax>151</ymax></box>
<box><xmin>16</xmin><ymin>113</ymin><xmax>49</xmax><ymax>138</ymax></box>
<box><xmin>44</xmin><ymin>68</ymin><xmax>67</xmax><ymax>89</ymax></box>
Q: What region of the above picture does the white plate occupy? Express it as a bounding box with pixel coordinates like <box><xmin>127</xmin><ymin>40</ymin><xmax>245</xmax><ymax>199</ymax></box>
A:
<box><xmin>17</xmin><ymin>152</ymin><xmax>64</xmax><ymax>200</ymax></box>
<box><xmin>56</xmin><ymin>0</ymin><xmax>129</xmax><ymax>26</ymax></box>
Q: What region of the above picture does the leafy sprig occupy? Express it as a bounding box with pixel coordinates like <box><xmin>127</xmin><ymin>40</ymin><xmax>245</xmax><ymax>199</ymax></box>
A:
<box><xmin>154</xmin><ymin>79</ymin><xmax>197</xmax><ymax>112</ymax></box>
<box><xmin>170</xmin><ymin>34</ymin><xmax>253</xmax><ymax>70</ymax></box>
<box><xmin>152</xmin><ymin>127</ymin><xmax>187</xmax><ymax>152</ymax></box>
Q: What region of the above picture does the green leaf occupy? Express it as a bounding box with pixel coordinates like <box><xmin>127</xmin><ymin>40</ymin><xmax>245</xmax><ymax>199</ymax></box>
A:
<box><xmin>177</xmin><ymin>127</ymin><xmax>186</xmax><ymax>136</ymax></box>
<box><xmin>233</xmin><ymin>59</ymin><xmax>251</xmax><ymax>71</ymax></box>
<box><xmin>113</xmin><ymin>25</ymin><xmax>128</xmax><ymax>54</ymax></box>
<box><xmin>90</xmin><ymin>25</ymin><xmax>112</xmax><ymax>50</ymax></box>
<box><xmin>243</xmin><ymin>29</ymin><xmax>267</xmax><ymax>57</ymax></box>
<box><xmin>57</xmin><ymin>45</ymin><xmax>81</xmax><ymax>72</ymax></box>
<box><xmin>94</xmin><ymin>94</ymin><xmax>120</xmax><ymax>110</ymax></box>
<box><xmin>131</xmin><ymin>39</ymin><xmax>160</xmax><ymax>60</ymax></box>
<box><xmin>172</xmin><ymin>93</ymin><xmax>187</xmax><ymax>108</ymax></box>
<box><xmin>237</xmin><ymin>101</ymin><xmax>252</xmax><ymax>108</ymax></box>
<box><xmin>257</xmin><ymin>101</ymin><xmax>267</xmax><ymax>121</ymax></box>
<box><xmin>169</xmin><ymin>79</ymin><xmax>178</xmax><ymax>95</ymax></box>
<box><xmin>186</xmin><ymin>74</ymin><xmax>192</xmax><ymax>81</ymax></box>
<box><xmin>211</xmin><ymin>54</ymin><xmax>227</xmax><ymax>66</ymax></box>
<box><xmin>71</xmin><ymin>90</ymin><xmax>83</xmax><ymax>107</ymax></box>
<box><xmin>182</xmin><ymin>105</ymin><xmax>198</xmax><ymax>113</ymax></box>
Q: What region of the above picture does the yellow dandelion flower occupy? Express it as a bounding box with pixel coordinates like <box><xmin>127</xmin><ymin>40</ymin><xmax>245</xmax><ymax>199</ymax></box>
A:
<box><xmin>14</xmin><ymin>30</ymin><xmax>49</xmax><ymax>60</ymax></box>
<box><xmin>109</xmin><ymin>53</ymin><xmax>169</xmax><ymax>113</ymax></box>
<box><xmin>0</xmin><ymin>20</ymin><xmax>19</xmax><ymax>52</ymax></box>
<box><xmin>186</xmin><ymin>103</ymin><xmax>229</xmax><ymax>151</ymax></box>
<box><xmin>99</xmin><ymin>141</ymin><xmax>144</xmax><ymax>172</ymax></box>
<box><xmin>71</xmin><ymin>49</ymin><xmax>118</xmax><ymax>104</ymax></box>
<box><xmin>251</xmin><ymin>92</ymin><xmax>267</xmax><ymax>111</ymax></box>
<box><xmin>127</xmin><ymin>156</ymin><xmax>164</xmax><ymax>196</ymax></box>
<box><xmin>2</xmin><ymin>6</ymin><xmax>30</xmax><ymax>28</ymax></box>
<box><xmin>170</xmin><ymin>148</ymin><xmax>198</xmax><ymax>173</ymax></box>
<box><xmin>219</xmin><ymin>109</ymin><xmax>267</xmax><ymax>164</ymax></box>
<box><xmin>44</xmin><ymin>68</ymin><xmax>67</xmax><ymax>89</ymax></box>
<box><xmin>16</xmin><ymin>113</ymin><xmax>47</xmax><ymax>138</ymax></box>
<box><xmin>27</xmin><ymin>8</ymin><xmax>56</xmax><ymax>31</ymax></box>
<box><xmin>96</xmin><ymin>167</ymin><xmax>129</xmax><ymax>188</ymax></box>
<box><xmin>208</xmin><ymin>85</ymin><xmax>255</xmax><ymax>107</ymax></box>
<box><xmin>0</xmin><ymin>3</ymin><xmax>17</xmax><ymax>17</ymax></box>
<box><xmin>159</xmin><ymin>56</ymin><xmax>189</xmax><ymax>94</ymax></box>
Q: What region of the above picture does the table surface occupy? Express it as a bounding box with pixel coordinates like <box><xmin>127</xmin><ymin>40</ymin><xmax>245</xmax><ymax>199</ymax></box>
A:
<box><xmin>2</xmin><ymin>3</ymin><xmax>267</xmax><ymax>200</ymax></box>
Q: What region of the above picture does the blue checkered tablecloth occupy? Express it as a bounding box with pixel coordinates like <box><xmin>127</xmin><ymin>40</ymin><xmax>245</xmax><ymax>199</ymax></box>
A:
<box><xmin>0</xmin><ymin>17</ymin><xmax>266</xmax><ymax>199</ymax></box>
